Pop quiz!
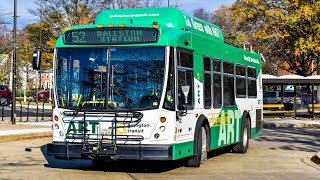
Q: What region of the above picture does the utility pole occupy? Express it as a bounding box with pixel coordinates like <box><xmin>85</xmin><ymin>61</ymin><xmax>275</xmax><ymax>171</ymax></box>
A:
<box><xmin>11</xmin><ymin>0</ymin><xmax>17</xmax><ymax>124</ymax></box>
<box><xmin>168</xmin><ymin>0</ymin><xmax>170</xmax><ymax>7</ymax></box>
<box><xmin>36</xmin><ymin>0</ymin><xmax>43</xmax><ymax>103</ymax></box>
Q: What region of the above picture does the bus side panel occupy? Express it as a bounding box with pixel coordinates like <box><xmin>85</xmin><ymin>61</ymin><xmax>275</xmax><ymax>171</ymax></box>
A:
<box><xmin>209</xmin><ymin>109</ymin><xmax>242</xmax><ymax>150</ymax></box>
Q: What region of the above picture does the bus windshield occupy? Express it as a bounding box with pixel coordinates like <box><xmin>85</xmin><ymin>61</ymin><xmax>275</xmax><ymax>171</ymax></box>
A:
<box><xmin>55</xmin><ymin>47</ymin><xmax>165</xmax><ymax>110</ymax></box>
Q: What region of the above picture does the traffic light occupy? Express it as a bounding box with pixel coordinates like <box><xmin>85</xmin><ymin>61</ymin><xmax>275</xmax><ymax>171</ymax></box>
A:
<box><xmin>32</xmin><ymin>49</ymin><xmax>42</xmax><ymax>70</ymax></box>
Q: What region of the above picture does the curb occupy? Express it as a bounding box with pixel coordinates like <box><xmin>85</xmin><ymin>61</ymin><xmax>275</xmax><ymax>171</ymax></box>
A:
<box><xmin>263</xmin><ymin>123</ymin><xmax>320</xmax><ymax>128</ymax></box>
<box><xmin>0</xmin><ymin>131</ymin><xmax>52</xmax><ymax>143</ymax></box>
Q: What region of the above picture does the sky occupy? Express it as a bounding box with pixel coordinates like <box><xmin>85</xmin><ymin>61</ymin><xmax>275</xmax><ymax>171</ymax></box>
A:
<box><xmin>1</xmin><ymin>0</ymin><xmax>236</xmax><ymax>29</ymax></box>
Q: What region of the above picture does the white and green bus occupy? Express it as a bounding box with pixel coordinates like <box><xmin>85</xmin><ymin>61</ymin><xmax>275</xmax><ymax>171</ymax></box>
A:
<box><xmin>46</xmin><ymin>8</ymin><xmax>263</xmax><ymax>167</ymax></box>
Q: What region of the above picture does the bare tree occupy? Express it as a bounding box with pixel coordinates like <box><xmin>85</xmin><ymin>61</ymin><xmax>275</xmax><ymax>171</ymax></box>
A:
<box><xmin>0</xmin><ymin>25</ymin><xmax>11</xmax><ymax>54</ymax></box>
<box><xmin>29</xmin><ymin>0</ymin><xmax>165</xmax><ymax>36</ymax></box>
<box><xmin>210</xmin><ymin>5</ymin><xmax>243</xmax><ymax>48</ymax></box>
<box><xmin>29</xmin><ymin>0</ymin><xmax>111</xmax><ymax>35</ymax></box>
<box><xmin>193</xmin><ymin>8</ymin><xmax>210</xmax><ymax>22</ymax></box>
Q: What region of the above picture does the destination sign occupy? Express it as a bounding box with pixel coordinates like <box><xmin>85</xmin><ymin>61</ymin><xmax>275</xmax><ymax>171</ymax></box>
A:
<box><xmin>63</xmin><ymin>28</ymin><xmax>159</xmax><ymax>44</ymax></box>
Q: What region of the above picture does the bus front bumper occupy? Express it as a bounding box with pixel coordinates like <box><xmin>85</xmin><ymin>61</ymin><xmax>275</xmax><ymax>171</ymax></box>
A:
<box><xmin>47</xmin><ymin>142</ymin><xmax>172</xmax><ymax>160</ymax></box>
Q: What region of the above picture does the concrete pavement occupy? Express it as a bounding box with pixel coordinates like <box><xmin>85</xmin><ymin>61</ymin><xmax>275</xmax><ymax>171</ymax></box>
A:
<box><xmin>263</xmin><ymin>117</ymin><xmax>320</xmax><ymax>128</ymax></box>
<box><xmin>0</xmin><ymin>118</ymin><xmax>319</xmax><ymax>174</ymax></box>
<box><xmin>0</xmin><ymin>129</ymin><xmax>319</xmax><ymax>179</ymax></box>
<box><xmin>0</xmin><ymin>128</ymin><xmax>52</xmax><ymax>136</ymax></box>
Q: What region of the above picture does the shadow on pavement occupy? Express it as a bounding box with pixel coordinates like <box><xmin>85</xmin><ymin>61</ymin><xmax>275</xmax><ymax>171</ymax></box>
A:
<box><xmin>40</xmin><ymin>144</ymin><xmax>184</xmax><ymax>172</ymax></box>
<box><xmin>40</xmin><ymin>144</ymin><xmax>231</xmax><ymax>173</ymax></box>
<box><xmin>40</xmin><ymin>145</ymin><xmax>92</xmax><ymax>170</ymax></box>
<box><xmin>255</xmin><ymin>128</ymin><xmax>320</xmax><ymax>152</ymax></box>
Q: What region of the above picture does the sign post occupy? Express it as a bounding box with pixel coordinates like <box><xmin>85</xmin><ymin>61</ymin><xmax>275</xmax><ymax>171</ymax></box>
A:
<box><xmin>11</xmin><ymin>0</ymin><xmax>17</xmax><ymax>124</ymax></box>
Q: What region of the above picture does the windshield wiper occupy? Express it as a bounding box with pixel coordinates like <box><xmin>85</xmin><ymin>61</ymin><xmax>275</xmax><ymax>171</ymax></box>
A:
<box><xmin>110</xmin><ymin>84</ymin><xmax>134</xmax><ymax>112</ymax></box>
<box><xmin>77</xmin><ymin>85</ymin><xmax>101</xmax><ymax>112</ymax></box>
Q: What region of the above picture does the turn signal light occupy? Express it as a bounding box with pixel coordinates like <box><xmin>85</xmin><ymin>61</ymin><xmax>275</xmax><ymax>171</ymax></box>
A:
<box><xmin>54</xmin><ymin>115</ymin><xmax>59</xmax><ymax>121</ymax></box>
<box><xmin>119</xmin><ymin>24</ymin><xmax>125</xmax><ymax>27</ymax></box>
<box><xmin>160</xmin><ymin>117</ymin><xmax>166</xmax><ymax>123</ymax></box>
<box><xmin>152</xmin><ymin>24</ymin><xmax>159</xmax><ymax>28</ymax></box>
<box><xmin>108</xmin><ymin>24</ymin><xmax>114</xmax><ymax>27</ymax></box>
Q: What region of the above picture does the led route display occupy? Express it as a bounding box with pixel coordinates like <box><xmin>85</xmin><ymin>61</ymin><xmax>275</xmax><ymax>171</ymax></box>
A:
<box><xmin>64</xmin><ymin>28</ymin><xmax>159</xmax><ymax>44</ymax></box>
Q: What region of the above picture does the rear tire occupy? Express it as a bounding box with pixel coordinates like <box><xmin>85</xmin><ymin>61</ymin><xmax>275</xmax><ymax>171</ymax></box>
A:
<box><xmin>232</xmin><ymin>118</ymin><xmax>250</xmax><ymax>153</ymax></box>
<box><xmin>187</xmin><ymin>126</ymin><xmax>207</xmax><ymax>167</ymax></box>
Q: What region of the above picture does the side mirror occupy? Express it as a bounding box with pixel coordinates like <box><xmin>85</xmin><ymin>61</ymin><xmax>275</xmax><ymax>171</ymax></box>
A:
<box><xmin>33</xmin><ymin>49</ymin><xmax>42</xmax><ymax>70</ymax></box>
<box><xmin>181</xmin><ymin>85</ymin><xmax>190</xmax><ymax>104</ymax></box>
<box><xmin>178</xmin><ymin>85</ymin><xmax>190</xmax><ymax>117</ymax></box>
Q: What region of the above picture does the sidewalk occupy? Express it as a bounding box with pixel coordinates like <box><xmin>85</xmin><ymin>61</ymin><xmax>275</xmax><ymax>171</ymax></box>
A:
<box><xmin>263</xmin><ymin>117</ymin><xmax>320</xmax><ymax>128</ymax></box>
<box><xmin>0</xmin><ymin>128</ymin><xmax>52</xmax><ymax>136</ymax></box>
<box><xmin>0</xmin><ymin>121</ymin><xmax>52</xmax><ymax>143</ymax></box>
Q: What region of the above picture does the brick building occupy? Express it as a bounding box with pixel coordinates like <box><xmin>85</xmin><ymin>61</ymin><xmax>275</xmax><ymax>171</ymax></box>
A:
<box><xmin>32</xmin><ymin>70</ymin><xmax>53</xmax><ymax>90</ymax></box>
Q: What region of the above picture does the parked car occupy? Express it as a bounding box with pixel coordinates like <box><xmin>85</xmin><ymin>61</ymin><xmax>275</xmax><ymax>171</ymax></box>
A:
<box><xmin>34</xmin><ymin>89</ymin><xmax>52</xmax><ymax>101</ymax></box>
<box><xmin>0</xmin><ymin>85</ymin><xmax>12</xmax><ymax>106</ymax></box>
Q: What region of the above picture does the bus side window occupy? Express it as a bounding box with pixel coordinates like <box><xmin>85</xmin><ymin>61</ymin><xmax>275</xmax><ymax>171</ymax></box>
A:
<box><xmin>203</xmin><ymin>56</ymin><xmax>211</xmax><ymax>109</ymax></box>
<box><xmin>247</xmin><ymin>67</ymin><xmax>257</xmax><ymax>98</ymax></box>
<box><xmin>177</xmin><ymin>50</ymin><xmax>194</xmax><ymax>110</ymax></box>
<box><xmin>213</xmin><ymin>59</ymin><xmax>222</xmax><ymax>108</ymax></box>
<box><xmin>223</xmin><ymin>61</ymin><xmax>235</xmax><ymax>107</ymax></box>
<box><xmin>236</xmin><ymin>64</ymin><xmax>246</xmax><ymax>98</ymax></box>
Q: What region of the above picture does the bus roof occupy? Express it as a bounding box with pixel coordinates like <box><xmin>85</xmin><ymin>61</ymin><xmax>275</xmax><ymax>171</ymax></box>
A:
<box><xmin>95</xmin><ymin>8</ymin><xmax>224</xmax><ymax>43</ymax></box>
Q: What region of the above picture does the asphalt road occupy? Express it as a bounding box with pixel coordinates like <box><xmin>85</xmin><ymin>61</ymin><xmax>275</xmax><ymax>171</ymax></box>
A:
<box><xmin>0</xmin><ymin>128</ymin><xmax>319</xmax><ymax>180</ymax></box>
<box><xmin>0</xmin><ymin>106</ymin><xmax>52</xmax><ymax>118</ymax></box>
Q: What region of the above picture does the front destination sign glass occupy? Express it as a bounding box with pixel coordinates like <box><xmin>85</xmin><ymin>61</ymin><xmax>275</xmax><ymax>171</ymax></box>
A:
<box><xmin>63</xmin><ymin>28</ymin><xmax>159</xmax><ymax>44</ymax></box>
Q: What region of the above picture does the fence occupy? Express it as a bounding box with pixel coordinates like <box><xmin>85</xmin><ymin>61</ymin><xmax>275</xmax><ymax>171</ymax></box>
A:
<box><xmin>0</xmin><ymin>99</ymin><xmax>53</xmax><ymax>123</ymax></box>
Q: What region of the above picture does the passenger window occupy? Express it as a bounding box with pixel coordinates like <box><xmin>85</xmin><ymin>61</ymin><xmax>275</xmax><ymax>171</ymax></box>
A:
<box><xmin>247</xmin><ymin>67</ymin><xmax>257</xmax><ymax>97</ymax></box>
<box><xmin>213</xmin><ymin>59</ymin><xmax>222</xmax><ymax>108</ymax></box>
<box><xmin>236</xmin><ymin>64</ymin><xmax>246</xmax><ymax>97</ymax></box>
<box><xmin>223</xmin><ymin>61</ymin><xmax>235</xmax><ymax>107</ymax></box>
<box><xmin>203</xmin><ymin>57</ymin><xmax>211</xmax><ymax>108</ymax></box>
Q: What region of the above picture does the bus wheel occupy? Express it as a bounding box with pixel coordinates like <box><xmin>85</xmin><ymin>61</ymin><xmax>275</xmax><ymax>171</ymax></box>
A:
<box><xmin>187</xmin><ymin>126</ymin><xmax>207</xmax><ymax>167</ymax></box>
<box><xmin>232</xmin><ymin>118</ymin><xmax>250</xmax><ymax>153</ymax></box>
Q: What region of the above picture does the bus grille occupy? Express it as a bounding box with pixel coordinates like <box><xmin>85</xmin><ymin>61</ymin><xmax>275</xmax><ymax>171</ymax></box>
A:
<box><xmin>64</xmin><ymin>111</ymin><xmax>144</xmax><ymax>155</ymax></box>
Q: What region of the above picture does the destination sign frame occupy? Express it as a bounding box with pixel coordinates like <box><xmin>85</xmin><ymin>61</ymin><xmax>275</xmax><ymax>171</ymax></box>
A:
<box><xmin>63</xmin><ymin>27</ymin><xmax>160</xmax><ymax>45</ymax></box>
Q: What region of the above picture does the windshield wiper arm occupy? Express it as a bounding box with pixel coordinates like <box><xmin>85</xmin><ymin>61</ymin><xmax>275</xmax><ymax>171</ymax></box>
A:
<box><xmin>77</xmin><ymin>85</ymin><xmax>100</xmax><ymax>112</ymax></box>
<box><xmin>110</xmin><ymin>84</ymin><xmax>134</xmax><ymax>112</ymax></box>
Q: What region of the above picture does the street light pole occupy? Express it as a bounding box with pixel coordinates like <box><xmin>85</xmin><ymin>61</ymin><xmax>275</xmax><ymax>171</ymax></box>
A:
<box><xmin>168</xmin><ymin>0</ymin><xmax>170</xmax><ymax>7</ymax></box>
<box><xmin>11</xmin><ymin>0</ymin><xmax>17</xmax><ymax>124</ymax></box>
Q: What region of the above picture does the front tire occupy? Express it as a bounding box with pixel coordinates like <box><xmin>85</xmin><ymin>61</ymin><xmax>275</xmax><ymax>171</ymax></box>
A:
<box><xmin>232</xmin><ymin>118</ymin><xmax>250</xmax><ymax>153</ymax></box>
<box><xmin>187</xmin><ymin>126</ymin><xmax>207</xmax><ymax>167</ymax></box>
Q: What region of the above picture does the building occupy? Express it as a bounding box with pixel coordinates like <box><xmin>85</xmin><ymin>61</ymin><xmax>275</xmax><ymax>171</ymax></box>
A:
<box><xmin>32</xmin><ymin>70</ymin><xmax>53</xmax><ymax>90</ymax></box>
